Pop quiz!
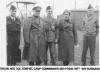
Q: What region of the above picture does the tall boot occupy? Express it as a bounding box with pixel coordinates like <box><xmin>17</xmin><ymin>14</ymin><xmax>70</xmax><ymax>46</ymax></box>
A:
<box><xmin>44</xmin><ymin>60</ymin><xmax>47</xmax><ymax>66</ymax></box>
<box><xmin>29</xmin><ymin>61</ymin><xmax>34</xmax><ymax>66</ymax></box>
<box><xmin>36</xmin><ymin>61</ymin><xmax>42</xmax><ymax>66</ymax></box>
<box><xmin>63</xmin><ymin>61</ymin><xmax>69</xmax><ymax>66</ymax></box>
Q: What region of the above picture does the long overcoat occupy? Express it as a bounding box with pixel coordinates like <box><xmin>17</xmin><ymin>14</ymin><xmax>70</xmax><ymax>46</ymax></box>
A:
<box><xmin>57</xmin><ymin>19</ymin><xmax>77</xmax><ymax>62</ymax></box>
<box><xmin>23</xmin><ymin>16</ymin><xmax>46</xmax><ymax>62</ymax></box>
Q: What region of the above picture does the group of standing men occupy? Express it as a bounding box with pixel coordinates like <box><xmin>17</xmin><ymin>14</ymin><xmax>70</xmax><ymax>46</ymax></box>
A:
<box><xmin>6</xmin><ymin>5</ymin><xmax>99</xmax><ymax>66</ymax></box>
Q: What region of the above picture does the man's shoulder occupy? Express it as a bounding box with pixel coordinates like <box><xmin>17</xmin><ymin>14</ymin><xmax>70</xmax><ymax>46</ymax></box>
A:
<box><xmin>28</xmin><ymin>16</ymin><xmax>34</xmax><ymax>21</ymax></box>
<box><xmin>43</xmin><ymin>16</ymin><xmax>47</xmax><ymax>21</ymax></box>
<box><xmin>24</xmin><ymin>16</ymin><xmax>34</xmax><ymax>23</ymax></box>
<box><xmin>43</xmin><ymin>16</ymin><xmax>56</xmax><ymax>20</ymax></box>
<box><xmin>93</xmin><ymin>14</ymin><xmax>98</xmax><ymax>20</ymax></box>
<box><xmin>41</xmin><ymin>17</ymin><xmax>48</xmax><ymax>23</ymax></box>
<box><xmin>15</xmin><ymin>17</ymin><xmax>21</xmax><ymax>22</ymax></box>
<box><xmin>58</xmin><ymin>19</ymin><xmax>64</xmax><ymax>23</ymax></box>
<box><xmin>39</xmin><ymin>17</ymin><xmax>44</xmax><ymax>21</ymax></box>
<box><xmin>6</xmin><ymin>16</ymin><xmax>11</xmax><ymax>20</ymax></box>
<box><xmin>39</xmin><ymin>17</ymin><xmax>46</xmax><ymax>25</ymax></box>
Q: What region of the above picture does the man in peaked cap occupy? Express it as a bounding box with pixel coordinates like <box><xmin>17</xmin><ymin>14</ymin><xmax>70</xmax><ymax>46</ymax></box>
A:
<box><xmin>32</xmin><ymin>6</ymin><xmax>41</xmax><ymax>17</ymax></box>
<box><xmin>6</xmin><ymin>5</ymin><xmax>21</xmax><ymax>66</ymax></box>
<box><xmin>22</xmin><ymin>6</ymin><xmax>41</xmax><ymax>62</ymax></box>
<box><xmin>43</xmin><ymin>6</ymin><xmax>57</xmax><ymax>65</ymax></box>
<box><xmin>23</xmin><ymin>6</ymin><xmax>46</xmax><ymax>66</ymax></box>
<box><xmin>32</xmin><ymin>6</ymin><xmax>41</xmax><ymax>10</ymax></box>
<box><xmin>81</xmin><ymin>5</ymin><xmax>99</xmax><ymax>66</ymax></box>
<box><xmin>10</xmin><ymin>5</ymin><xmax>16</xmax><ymax>10</ymax></box>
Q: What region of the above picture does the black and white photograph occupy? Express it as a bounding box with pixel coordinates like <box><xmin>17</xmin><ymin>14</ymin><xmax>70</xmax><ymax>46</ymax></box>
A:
<box><xmin>0</xmin><ymin>0</ymin><xmax>99</xmax><ymax>67</ymax></box>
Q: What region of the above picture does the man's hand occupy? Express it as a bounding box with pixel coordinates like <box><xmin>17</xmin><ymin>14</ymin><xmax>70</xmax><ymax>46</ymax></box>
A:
<box><xmin>25</xmin><ymin>42</ymin><xmax>30</xmax><ymax>48</ymax></box>
<box><xmin>51</xmin><ymin>25</ymin><xmax>55</xmax><ymax>29</ymax></box>
<box><xmin>55</xmin><ymin>39</ymin><xmax>58</xmax><ymax>43</ymax></box>
<box><xmin>74</xmin><ymin>44</ymin><xmax>79</xmax><ymax>49</ymax></box>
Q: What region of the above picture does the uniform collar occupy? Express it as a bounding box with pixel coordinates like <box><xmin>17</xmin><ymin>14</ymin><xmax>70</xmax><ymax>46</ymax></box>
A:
<box><xmin>47</xmin><ymin>15</ymin><xmax>53</xmax><ymax>18</ymax></box>
<box><xmin>33</xmin><ymin>15</ymin><xmax>40</xmax><ymax>18</ymax></box>
<box><xmin>86</xmin><ymin>14</ymin><xmax>95</xmax><ymax>21</ymax></box>
<box><xmin>10</xmin><ymin>15</ymin><xmax>16</xmax><ymax>21</ymax></box>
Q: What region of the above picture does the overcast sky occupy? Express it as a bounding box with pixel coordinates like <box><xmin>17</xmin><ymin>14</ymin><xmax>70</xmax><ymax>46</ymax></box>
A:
<box><xmin>6</xmin><ymin>0</ymin><xmax>100</xmax><ymax>17</ymax></box>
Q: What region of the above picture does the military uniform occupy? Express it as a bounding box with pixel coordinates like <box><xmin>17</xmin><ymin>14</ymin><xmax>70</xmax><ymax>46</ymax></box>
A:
<box><xmin>82</xmin><ymin>14</ymin><xmax>99</xmax><ymax>66</ymax></box>
<box><xmin>57</xmin><ymin>19</ymin><xmax>77</xmax><ymax>65</ymax></box>
<box><xmin>6</xmin><ymin>16</ymin><xmax>21</xmax><ymax>65</ymax></box>
<box><xmin>23</xmin><ymin>16</ymin><xmax>46</xmax><ymax>65</ymax></box>
<box><xmin>44</xmin><ymin>16</ymin><xmax>57</xmax><ymax>65</ymax></box>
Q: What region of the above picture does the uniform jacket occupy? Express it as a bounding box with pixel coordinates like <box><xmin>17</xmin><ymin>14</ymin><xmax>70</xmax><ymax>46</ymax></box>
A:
<box><xmin>6</xmin><ymin>16</ymin><xmax>21</xmax><ymax>37</ymax></box>
<box><xmin>44</xmin><ymin>16</ymin><xmax>57</xmax><ymax>42</ymax></box>
<box><xmin>23</xmin><ymin>16</ymin><xmax>46</xmax><ymax>62</ymax></box>
<box><xmin>82</xmin><ymin>14</ymin><xmax>99</xmax><ymax>36</ymax></box>
<box><xmin>57</xmin><ymin>19</ymin><xmax>77</xmax><ymax>62</ymax></box>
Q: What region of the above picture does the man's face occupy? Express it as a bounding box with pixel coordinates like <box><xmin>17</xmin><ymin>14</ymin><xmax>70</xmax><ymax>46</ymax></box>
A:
<box><xmin>46</xmin><ymin>9</ymin><xmax>53</xmax><ymax>16</ymax></box>
<box><xmin>33</xmin><ymin>10</ymin><xmax>41</xmax><ymax>17</ymax></box>
<box><xmin>64</xmin><ymin>12</ymin><xmax>70</xmax><ymax>20</ymax></box>
<box><xmin>10</xmin><ymin>9</ymin><xmax>16</xmax><ymax>17</ymax></box>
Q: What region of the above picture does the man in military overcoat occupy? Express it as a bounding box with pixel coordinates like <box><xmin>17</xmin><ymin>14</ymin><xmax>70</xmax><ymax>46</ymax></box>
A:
<box><xmin>23</xmin><ymin>6</ymin><xmax>46</xmax><ymax>66</ymax></box>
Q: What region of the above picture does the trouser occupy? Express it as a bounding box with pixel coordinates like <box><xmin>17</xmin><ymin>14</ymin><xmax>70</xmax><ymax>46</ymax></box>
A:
<box><xmin>22</xmin><ymin>42</ymin><xmax>30</xmax><ymax>60</ymax></box>
<box><xmin>29</xmin><ymin>50</ymin><xmax>42</xmax><ymax>66</ymax></box>
<box><xmin>29</xmin><ymin>61</ymin><xmax>42</xmax><ymax>66</ymax></box>
<box><xmin>63</xmin><ymin>61</ymin><xmax>69</xmax><ymax>66</ymax></box>
<box><xmin>44</xmin><ymin>42</ymin><xmax>56</xmax><ymax>65</ymax></box>
<box><xmin>82</xmin><ymin>35</ymin><xmax>96</xmax><ymax>66</ymax></box>
<box><xmin>7</xmin><ymin>35</ymin><xmax>21</xmax><ymax>66</ymax></box>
